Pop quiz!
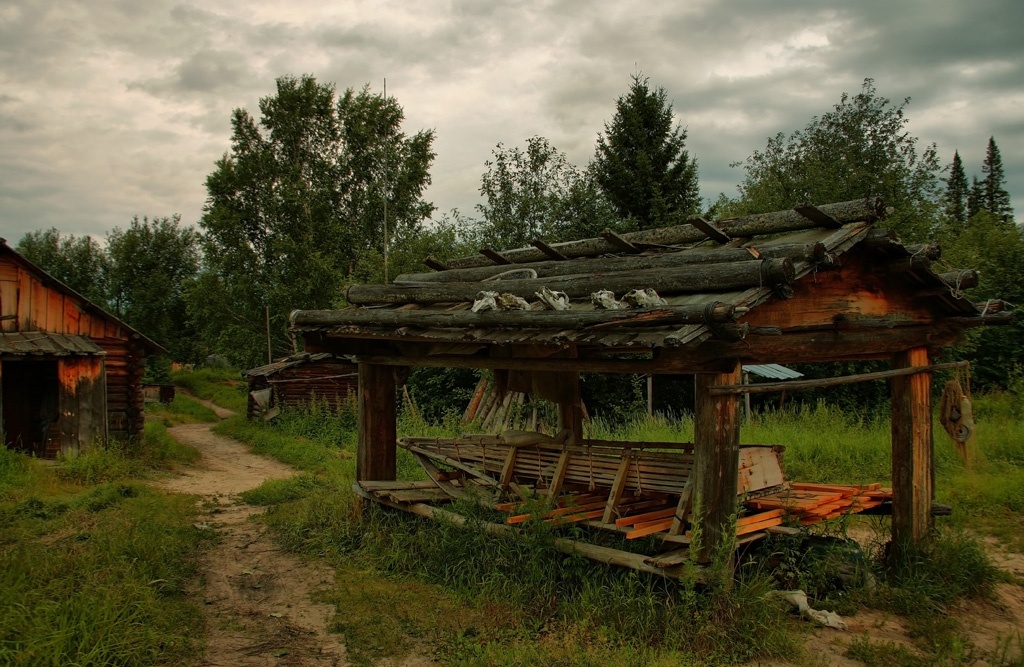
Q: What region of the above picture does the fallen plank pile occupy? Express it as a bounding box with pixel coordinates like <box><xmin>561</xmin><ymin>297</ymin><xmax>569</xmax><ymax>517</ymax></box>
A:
<box><xmin>492</xmin><ymin>482</ymin><xmax>893</xmax><ymax>541</ymax></box>
<box><xmin>747</xmin><ymin>482</ymin><xmax>892</xmax><ymax>526</ymax></box>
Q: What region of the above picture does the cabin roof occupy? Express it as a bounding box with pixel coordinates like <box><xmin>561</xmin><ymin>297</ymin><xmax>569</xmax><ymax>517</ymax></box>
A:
<box><xmin>0</xmin><ymin>239</ymin><xmax>166</xmax><ymax>355</ymax></box>
<box><xmin>242</xmin><ymin>352</ymin><xmax>353</xmax><ymax>378</ymax></box>
<box><xmin>0</xmin><ymin>331</ymin><xmax>106</xmax><ymax>356</ymax></box>
<box><xmin>291</xmin><ymin>199</ymin><xmax>1008</xmax><ymax>362</ymax></box>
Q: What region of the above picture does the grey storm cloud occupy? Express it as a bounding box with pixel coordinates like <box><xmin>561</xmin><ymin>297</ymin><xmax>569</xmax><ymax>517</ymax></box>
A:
<box><xmin>0</xmin><ymin>0</ymin><xmax>1022</xmax><ymax>242</ymax></box>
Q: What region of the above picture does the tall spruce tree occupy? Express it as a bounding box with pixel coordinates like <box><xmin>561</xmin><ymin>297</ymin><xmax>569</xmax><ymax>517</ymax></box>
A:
<box><xmin>592</xmin><ymin>74</ymin><xmax>699</xmax><ymax>229</ymax></box>
<box><xmin>981</xmin><ymin>136</ymin><xmax>1013</xmax><ymax>223</ymax></box>
<box><xmin>943</xmin><ymin>150</ymin><xmax>969</xmax><ymax>229</ymax></box>
<box><xmin>967</xmin><ymin>175</ymin><xmax>985</xmax><ymax>220</ymax></box>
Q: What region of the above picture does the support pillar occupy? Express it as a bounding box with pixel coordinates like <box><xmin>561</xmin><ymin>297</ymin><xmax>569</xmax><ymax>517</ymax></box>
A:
<box><xmin>357</xmin><ymin>363</ymin><xmax>397</xmax><ymax>483</ymax></box>
<box><xmin>890</xmin><ymin>347</ymin><xmax>933</xmax><ymax>555</ymax></box>
<box><xmin>556</xmin><ymin>371</ymin><xmax>584</xmax><ymax>444</ymax></box>
<box><xmin>691</xmin><ymin>361</ymin><xmax>742</xmax><ymax>565</ymax></box>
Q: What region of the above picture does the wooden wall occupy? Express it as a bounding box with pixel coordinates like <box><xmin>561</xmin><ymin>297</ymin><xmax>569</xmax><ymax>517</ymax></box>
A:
<box><xmin>247</xmin><ymin>361</ymin><xmax>357</xmax><ymax>419</ymax></box>
<box><xmin>0</xmin><ymin>254</ymin><xmax>148</xmax><ymax>447</ymax></box>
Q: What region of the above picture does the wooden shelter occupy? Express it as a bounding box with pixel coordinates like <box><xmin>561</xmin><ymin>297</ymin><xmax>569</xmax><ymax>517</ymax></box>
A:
<box><xmin>0</xmin><ymin>239</ymin><xmax>165</xmax><ymax>457</ymax></box>
<box><xmin>242</xmin><ymin>352</ymin><xmax>357</xmax><ymax>420</ymax></box>
<box><xmin>290</xmin><ymin>199</ymin><xmax>1009</xmax><ymax>572</ymax></box>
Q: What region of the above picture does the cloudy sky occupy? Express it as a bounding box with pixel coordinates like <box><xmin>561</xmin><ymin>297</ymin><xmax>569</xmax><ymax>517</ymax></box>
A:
<box><xmin>1</xmin><ymin>0</ymin><xmax>1022</xmax><ymax>242</ymax></box>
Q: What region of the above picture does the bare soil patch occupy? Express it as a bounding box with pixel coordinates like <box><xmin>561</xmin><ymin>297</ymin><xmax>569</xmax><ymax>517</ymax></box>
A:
<box><xmin>156</xmin><ymin>421</ymin><xmax>348</xmax><ymax>666</ymax></box>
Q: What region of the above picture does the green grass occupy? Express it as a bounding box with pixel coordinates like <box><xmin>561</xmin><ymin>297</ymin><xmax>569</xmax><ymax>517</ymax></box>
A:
<box><xmin>213</xmin><ymin>389</ymin><xmax>1024</xmax><ymax>666</ymax></box>
<box><xmin>55</xmin><ymin>421</ymin><xmax>200</xmax><ymax>485</ymax></box>
<box><xmin>146</xmin><ymin>395</ymin><xmax>220</xmax><ymax>424</ymax></box>
<box><xmin>0</xmin><ymin>452</ymin><xmax>210</xmax><ymax>666</ymax></box>
<box><xmin>170</xmin><ymin>367</ymin><xmax>247</xmax><ymax>414</ymax></box>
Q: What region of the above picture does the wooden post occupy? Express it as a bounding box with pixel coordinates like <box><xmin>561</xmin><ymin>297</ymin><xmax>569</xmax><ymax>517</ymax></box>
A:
<box><xmin>557</xmin><ymin>373</ymin><xmax>584</xmax><ymax>443</ymax></box>
<box><xmin>357</xmin><ymin>363</ymin><xmax>397</xmax><ymax>484</ymax></box>
<box><xmin>691</xmin><ymin>361</ymin><xmax>742</xmax><ymax>565</ymax></box>
<box><xmin>890</xmin><ymin>347</ymin><xmax>933</xmax><ymax>555</ymax></box>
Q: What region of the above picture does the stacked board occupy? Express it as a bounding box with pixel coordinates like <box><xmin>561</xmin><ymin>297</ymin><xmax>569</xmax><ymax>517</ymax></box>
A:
<box><xmin>745</xmin><ymin>483</ymin><xmax>892</xmax><ymax>526</ymax></box>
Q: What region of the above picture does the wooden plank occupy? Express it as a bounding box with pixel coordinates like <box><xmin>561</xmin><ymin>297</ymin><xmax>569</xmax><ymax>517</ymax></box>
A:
<box><xmin>687</xmin><ymin>216</ymin><xmax>730</xmax><ymax>243</ymax></box>
<box><xmin>601</xmin><ymin>456</ymin><xmax>633</xmax><ymax>524</ymax></box>
<box><xmin>547</xmin><ymin>450</ymin><xmax>572</xmax><ymax>499</ymax></box>
<box><xmin>891</xmin><ymin>347</ymin><xmax>933</xmax><ymax>554</ymax></box>
<box><xmin>691</xmin><ymin>362</ymin><xmax>742</xmax><ymax>565</ymax></box>
<box><xmin>736</xmin><ymin>508</ymin><xmax>785</xmax><ymax>526</ymax></box>
<box><xmin>709</xmin><ymin>361</ymin><xmax>970</xmax><ymax>396</ymax></box>
<box><xmin>357</xmin><ymin>363</ymin><xmax>397</xmax><ymax>483</ymax></box>
<box><xmin>668</xmin><ymin>479</ymin><xmax>694</xmax><ymax>535</ymax></box>
<box><xmin>627</xmin><ymin>519</ymin><xmax>674</xmax><ymax>539</ymax></box>
<box><xmin>616</xmin><ymin>506</ymin><xmax>675</xmax><ymax>528</ymax></box>
<box><xmin>499</xmin><ymin>447</ymin><xmax>519</xmax><ymax>489</ymax></box>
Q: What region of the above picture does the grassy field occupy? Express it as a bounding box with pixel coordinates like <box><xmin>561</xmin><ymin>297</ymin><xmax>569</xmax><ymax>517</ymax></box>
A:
<box><xmin>218</xmin><ymin>391</ymin><xmax>1024</xmax><ymax>667</ymax></box>
<box><xmin>0</xmin><ymin>402</ymin><xmax>212</xmax><ymax>667</ymax></box>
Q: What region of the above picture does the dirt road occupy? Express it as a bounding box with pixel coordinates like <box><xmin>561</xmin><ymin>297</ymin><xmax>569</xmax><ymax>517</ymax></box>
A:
<box><xmin>158</xmin><ymin>415</ymin><xmax>348</xmax><ymax>667</ymax></box>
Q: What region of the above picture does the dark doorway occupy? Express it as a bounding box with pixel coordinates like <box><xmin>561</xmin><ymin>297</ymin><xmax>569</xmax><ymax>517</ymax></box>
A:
<box><xmin>2</xmin><ymin>359</ymin><xmax>59</xmax><ymax>457</ymax></box>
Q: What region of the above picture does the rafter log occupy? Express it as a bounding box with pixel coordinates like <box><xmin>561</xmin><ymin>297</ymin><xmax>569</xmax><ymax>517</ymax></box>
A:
<box><xmin>423</xmin><ymin>256</ymin><xmax>450</xmax><ymax>271</ymax></box>
<box><xmin>531</xmin><ymin>238</ymin><xmax>569</xmax><ymax>261</ymax></box>
<box><xmin>708</xmin><ymin>360</ymin><xmax>970</xmax><ymax>396</ymax></box>
<box><xmin>687</xmin><ymin>216</ymin><xmax>731</xmax><ymax>243</ymax></box>
<box><xmin>438</xmin><ymin>199</ymin><xmax>883</xmax><ymax>269</ymax></box>
<box><xmin>601</xmin><ymin>228</ymin><xmax>641</xmax><ymax>253</ymax></box>
<box><xmin>794</xmin><ymin>204</ymin><xmax>843</xmax><ymax>228</ymax></box>
<box><xmin>480</xmin><ymin>248</ymin><xmax>514</xmax><ymax>265</ymax></box>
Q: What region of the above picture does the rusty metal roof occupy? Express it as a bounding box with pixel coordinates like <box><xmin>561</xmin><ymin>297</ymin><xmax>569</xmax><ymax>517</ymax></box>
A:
<box><xmin>0</xmin><ymin>332</ymin><xmax>105</xmax><ymax>356</ymax></box>
<box><xmin>744</xmin><ymin>364</ymin><xmax>804</xmax><ymax>380</ymax></box>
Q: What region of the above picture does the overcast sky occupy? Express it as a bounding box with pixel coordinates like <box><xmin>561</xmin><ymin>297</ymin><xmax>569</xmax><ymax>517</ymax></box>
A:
<box><xmin>1</xmin><ymin>0</ymin><xmax>1022</xmax><ymax>243</ymax></box>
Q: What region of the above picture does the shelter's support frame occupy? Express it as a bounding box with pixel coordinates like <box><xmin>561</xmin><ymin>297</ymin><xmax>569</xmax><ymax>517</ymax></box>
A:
<box><xmin>890</xmin><ymin>347</ymin><xmax>933</xmax><ymax>555</ymax></box>
<box><xmin>692</xmin><ymin>362</ymin><xmax>742</xmax><ymax>564</ymax></box>
<box><xmin>357</xmin><ymin>363</ymin><xmax>397</xmax><ymax>486</ymax></box>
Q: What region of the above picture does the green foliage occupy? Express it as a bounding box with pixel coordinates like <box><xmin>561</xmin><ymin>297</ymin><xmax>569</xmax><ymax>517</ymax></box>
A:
<box><xmin>15</xmin><ymin>227</ymin><xmax>110</xmax><ymax>304</ymax></box>
<box><xmin>55</xmin><ymin>421</ymin><xmax>199</xmax><ymax>484</ymax></box>
<box><xmin>106</xmin><ymin>214</ymin><xmax>201</xmax><ymax>361</ymax></box>
<box><xmin>195</xmin><ymin>74</ymin><xmax>435</xmax><ymax>367</ymax></box>
<box><xmin>170</xmin><ymin>367</ymin><xmax>247</xmax><ymax>413</ymax></box>
<box><xmin>0</xmin><ymin>483</ymin><xmax>209</xmax><ymax>666</ymax></box>
<box><xmin>943</xmin><ymin>150</ymin><xmax>970</xmax><ymax>230</ymax></box>
<box><xmin>146</xmin><ymin>394</ymin><xmax>220</xmax><ymax>424</ymax></box>
<box><xmin>474</xmin><ymin>136</ymin><xmax>620</xmax><ymax>248</ymax></box>
<box><xmin>729</xmin><ymin>78</ymin><xmax>942</xmax><ymax>242</ymax></box>
<box><xmin>982</xmin><ymin>136</ymin><xmax>1014</xmax><ymax>223</ymax></box>
<box><xmin>593</xmin><ymin>74</ymin><xmax>700</xmax><ymax>229</ymax></box>
<box><xmin>940</xmin><ymin>210</ymin><xmax>1024</xmax><ymax>388</ymax></box>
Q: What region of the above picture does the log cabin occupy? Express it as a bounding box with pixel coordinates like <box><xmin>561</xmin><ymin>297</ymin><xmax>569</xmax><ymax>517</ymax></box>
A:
<box><xmin>242</xmin><ymin>352</ymin><xmax>357</xmax><ymax>420</ymax></box>
<box><xmin>0</xmin><ymin>239</ymin><xmax>165</xmax><ymax>457</ymax></box>
<box><xmin>289</xmin><ymin>199</ymin><xmax>1010</xmax><ymax>574</ymax></box>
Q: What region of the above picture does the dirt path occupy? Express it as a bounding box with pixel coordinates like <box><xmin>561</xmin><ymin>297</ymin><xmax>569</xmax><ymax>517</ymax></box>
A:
<box><xmin>157</xmin><ymin>415</ymin><xmax>348</xmax><ymax>667</ymax></box>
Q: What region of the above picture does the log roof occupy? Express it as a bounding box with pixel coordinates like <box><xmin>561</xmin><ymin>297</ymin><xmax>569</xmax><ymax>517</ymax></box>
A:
<box><xmin>0</xmin><ymin>331</ymin><xmax>105</xmax><ymax>356</ymax></box>
<box><xmin>242</xmin><ymin>352</ymin><xmax>353</xmax><ymax>378</ymax></box>
<box><xmin>290</xmin><ymin>199</ymin><xmax>1010</xmax><ymax>368</ymax></box>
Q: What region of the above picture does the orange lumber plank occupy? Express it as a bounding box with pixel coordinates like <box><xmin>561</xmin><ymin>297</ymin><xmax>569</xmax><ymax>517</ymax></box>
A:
<box><xmin>626</xmin><ymin>519</ymin><xmax>673</xmax><ymax>539</ymax></box>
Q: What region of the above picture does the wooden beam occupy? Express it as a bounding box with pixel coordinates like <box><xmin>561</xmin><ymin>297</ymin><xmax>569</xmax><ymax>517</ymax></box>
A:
<box><xmin>601</xmin><ymin>455</ymin><xmax>633</xmax><ymax>524</ymax></box>
<box><xmin>423</xmin><ymin>256</ymin><xmax>449</xmax><ymax>271</ymax></box>
<box><xmin>691</xmin><ymin>362</ymin><xmax>742</xmax><ymax>565</ymax></box>
<box><xmin>440</xmin><ymin>198</ymin><xmax>883</xmax><ymax>269</ymax></box>
<box><xmin>546</xmin><ymin>450</ymin><xmax>572</xmax><ymax>499</ymax></box>
<box><xmin>708</xmin><ymin>360</ymin><xmax>970</xmax><ymax>396</ymax></box>
<box><xmin>531</xmin><ymin>239</ymin><xmax>569</xmax><ymax>261</ymax></box>
<box><xmin>357</xmin><ymin>363</ymin><xmax>397</xmax><ymax>484</ymax></box>
<box><xmin>344</xmin><ymin>259</ymin><xmax>794</xmax><ymax>306</ymax></box>
<box><xmin>480</xmin><ymin>248</ymin><xmax>513</xmax><ymax>265</ymax></box>
<box><xmin>601</xmin><ymin>228</ymin><xmax>641</xmax><ymax>253</ymax></box>
<box><xmin>890</xmin><ymin>347</ymin><xmax>933</xmax><ymax>556</ymax></box>
<box><xmin>687</xmin><ymin>217</ymin><xmax>731</xmax><ymax>243</ymax></box>
<box><xmin>794</xmin><ymin>204</ymin><xmax>843</xmax><ymax>228</ymax></box>
<box><xmin>305</xmin><ymin>303</ymin><xmax>741</xmax><ymax>328</ymax></box>
<box><xmin>668</xmin><ymin>479</ymin><xmax>694</xmax><ymax>535</ymax></box>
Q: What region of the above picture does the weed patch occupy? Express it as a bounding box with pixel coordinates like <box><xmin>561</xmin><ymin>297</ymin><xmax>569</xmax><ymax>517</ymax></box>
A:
<box><xmin>171</xmin><ymin>367</ymin><xmax>247</xmax><ymax>413</ymax></box>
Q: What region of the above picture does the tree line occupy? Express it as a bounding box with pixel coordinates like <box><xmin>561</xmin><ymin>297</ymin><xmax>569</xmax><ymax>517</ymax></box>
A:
<box><xmin>15</xmin><ymin>75</ymin><xmax>1022</xmax><ymax>401</ymax></box>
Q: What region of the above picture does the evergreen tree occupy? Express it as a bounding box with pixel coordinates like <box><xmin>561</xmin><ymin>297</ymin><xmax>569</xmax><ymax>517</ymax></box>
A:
<box><xmin>981</xmin><ymin>136</ymin><xmax>1014</xmax><ymax>223</ymax></box>
<box><xmin>967</xmin><ymin>175</ymin><xmax>985</xmax><ymax>221</ymax></box>
<box><xmin>592</xmin><ymin>74</ymin><xmax>699</xmax><ymax>229</ymax></box>
<box><xmin>943</xmin><ymin>150</ymin><xmax>969</xmax><ymax>228</ymax></box>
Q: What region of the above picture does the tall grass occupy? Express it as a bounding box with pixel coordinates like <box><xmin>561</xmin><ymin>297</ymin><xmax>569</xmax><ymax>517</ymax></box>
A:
<box><xmin>221</xmin><ymin>390</ymin><xmax>1023</xmax><ymax>665</ymax></box>
<box><xmin>0</xmin><ymin>453</ymin><xmax>210</xmax><ymax>666</ymax></box>
<box><xmin>170</xmin><ymin>367</ymin><xmax>247</xmax><ymax>413</ymax></box>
